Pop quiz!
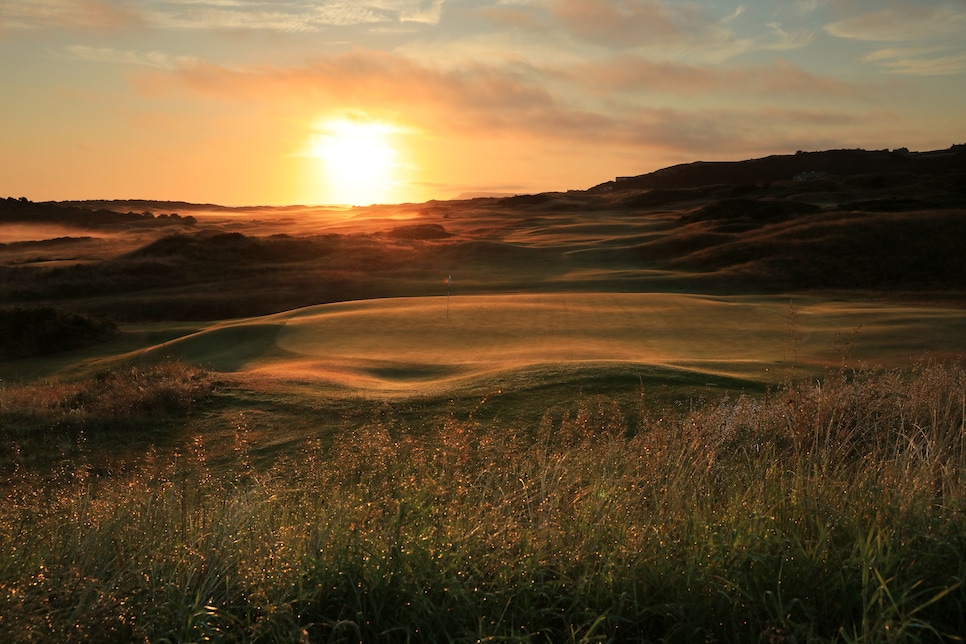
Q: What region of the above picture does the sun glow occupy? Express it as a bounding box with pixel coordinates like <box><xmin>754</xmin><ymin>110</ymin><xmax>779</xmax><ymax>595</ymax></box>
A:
<box><xmin>308</xmin><ymin>119</ymin><xmax>400</xmax><ymax>206</ymax></box>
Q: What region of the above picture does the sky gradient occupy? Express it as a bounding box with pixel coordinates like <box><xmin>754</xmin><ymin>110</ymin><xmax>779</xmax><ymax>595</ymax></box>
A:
<box><xmin>2</xmin><ymin>0</ymin><xmax>965</xmax><ymax>206</ymax></box>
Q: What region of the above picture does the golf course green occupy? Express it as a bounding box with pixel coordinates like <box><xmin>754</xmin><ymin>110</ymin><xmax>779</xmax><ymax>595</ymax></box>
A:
<box><xmin>127</xmin><ymin>292</ymin><xmax>965</xmax><ymax>395</ymax></box>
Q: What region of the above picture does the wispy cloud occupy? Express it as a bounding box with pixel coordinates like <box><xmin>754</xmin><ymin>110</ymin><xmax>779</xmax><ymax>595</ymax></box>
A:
<box><xmin>62</xmin><ymin>44</ymin><xmax>198</xmax><ymax>69</ymax></box>
<box><xmin>824</xmin><ymin>2</ymin><xmax>966</xmax><ymax>75</ymax></box>
<box><xmin>474</xmin><ymin>0</ymin><xmax>813</xmax><ymax>64</ymax></box>
<box><xmin>391</xmin><ymin>0</ymin><xmax>445</xmax><ymax>25</ymax></box>
<box><xmin>566</xmin><ymin>56</ymin><xmax>864</xmax><ymax>98</ymax></box>
<box><xmin>475</xmin><ymin>4</ymin><xmax>546</xmax><ymax>30</ymax></box>
<box><xmin>0</xmin><ymin>0</ymin><xmax>146</xmax><ymax>31</ymax></box>
<box><xmin>761</xmin><ymin>21</ymin><xmax>814</xmax><ymax>51</ymax></box>
<box><xmin>722</xmin><ymin>5</ymin><xmax>747</xmax><ymax>24</ymax></box>
<box><xmin>825</xmin><ymin>3</ymin><xmax>965</xmax><ymax>42</ymax></box>
<box><xmin>131</xmin><ymin>50</ymin><xmax>901</xmax><ymax>164</ymax></box>
<box><xmin>145</xmin><ymin>2</ymin><xmax>388</xmax><ymax>31</ymax></box>
<box><xmin>866</xmin><ymin>51</ymin><xmax>966</xmax><ymax>76</ymax></box>
<box><xmin>795</xmin><ymin>0</ymin><xmax>824</xmax><ymax>17</ymax></box>
<box><xmin>163</xmin><ymin>0</ymin><xmax>447</xmax><ymax>29</ymax></box>
<box><xmin>549</xmin><ymin>0</ymin><xmax>705</xmax><ymax>48</ymax></box>
<box><xmin>1</xmin><ymin>0</ymin><xmax>445</xmax><ymax>33</ymax></box>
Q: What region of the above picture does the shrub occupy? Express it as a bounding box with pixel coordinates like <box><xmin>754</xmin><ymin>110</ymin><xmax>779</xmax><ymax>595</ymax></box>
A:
<box><xmin>0</xmin><ymin>360</ymin><xmax>213</xmax><ymax>434</ymax></box>
<box><xmin>0</xmin><ymin>306</ymin><xmax>117</xmax><ymax>358</ymax></box>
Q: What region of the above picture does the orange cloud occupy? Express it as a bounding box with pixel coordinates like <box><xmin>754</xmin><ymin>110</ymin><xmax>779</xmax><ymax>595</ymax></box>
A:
<box><xmin>131</xmin><ymin>48</ymin><xmax>904</xmax><ymax>165</ymax></box>
<box><xmin>474</xmin><ymin>5</ymin><xmax>548</xmax><ymax>31</ymax></box>
<box><xmin>565</xmin><ymin>56</ymin><xmax>865</xmax><ymax>98</ymax></box>
<box><xmin>550</xmin><ymin>0</ymin><xmax>703</xmax><ymax>48</ymax></box>
<box><xmin>133</xmin><ymin>50</ymin><xmax>559</xmax><ymax>137</ymax></box>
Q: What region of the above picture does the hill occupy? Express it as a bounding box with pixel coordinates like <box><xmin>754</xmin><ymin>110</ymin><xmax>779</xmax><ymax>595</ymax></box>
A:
<box><xmin>589</xmin><ymin>145</ymin><xmax>966</xmax><ymax>194</ymax></box>
<box><xmin>0</xmin><ymin>197</ymin><xmax>199</xmax><ymax>229</ymax></box>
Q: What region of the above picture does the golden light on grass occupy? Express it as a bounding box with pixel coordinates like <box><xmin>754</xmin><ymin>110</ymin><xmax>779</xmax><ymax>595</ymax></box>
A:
<box><xmin>308</xmin><ymin>118</ymin><xmax>401</xmax><ymax>206</ymax></box>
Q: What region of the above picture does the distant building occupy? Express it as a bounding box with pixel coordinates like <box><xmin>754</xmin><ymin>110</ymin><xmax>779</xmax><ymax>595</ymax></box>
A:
<box><xmin>793</xmin><ymin>171</ymin><xmax>827</xmax><ymax>182</ymax></box>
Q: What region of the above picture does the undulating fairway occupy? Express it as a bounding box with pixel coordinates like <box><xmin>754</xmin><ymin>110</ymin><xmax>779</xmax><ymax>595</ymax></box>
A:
<box><xmin>123</xmin><ymin>292</ymin><xmax>966</xmax><ymax>395</ymax></box>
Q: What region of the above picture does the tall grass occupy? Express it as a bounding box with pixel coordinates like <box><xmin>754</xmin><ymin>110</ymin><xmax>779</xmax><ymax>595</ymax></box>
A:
<box><xmin>0</xmin><ymin>361</ymin><xmax>212</xmax><ymax>472</ymax></box>
<box><xmin>1</xmin><ymin>362</ymin><xmax>964</xmax><ymax>642</ymax></box>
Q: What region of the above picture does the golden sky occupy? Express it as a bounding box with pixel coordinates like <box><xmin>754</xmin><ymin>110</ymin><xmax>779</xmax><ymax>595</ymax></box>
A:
<box><xmin>2</xmin><ymin>0</ymin><xmax>964</xmax><ymax>206</ymax></box>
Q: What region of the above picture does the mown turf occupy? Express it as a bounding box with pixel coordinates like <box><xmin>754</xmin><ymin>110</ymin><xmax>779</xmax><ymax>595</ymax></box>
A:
<box><xmin>4</xmin><ymin>292</ymin><xmax>962</xmax><ymax>401</ymax></box>
<box><xmin>125</xmin><ymin>293</ymin><xmax>966</xmax><ymax>397</ymax></box>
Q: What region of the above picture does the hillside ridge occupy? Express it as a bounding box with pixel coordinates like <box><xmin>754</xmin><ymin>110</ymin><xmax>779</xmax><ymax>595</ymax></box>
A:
<box><xmin>590</xmin><ymin>145</ymin><xmax>966</xmax><ymax>193</ymax></box>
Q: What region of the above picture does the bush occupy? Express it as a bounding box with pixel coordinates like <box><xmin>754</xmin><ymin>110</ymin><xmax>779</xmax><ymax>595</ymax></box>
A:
<box><xmin>0</xmin><ymin>360</ymin><xmax>213</xmax><ymax>434</ymax></box>
<box><xmin>0</xmin><ymin>307</ymin><xmax>117</xmax><ymax>358</ymax></box>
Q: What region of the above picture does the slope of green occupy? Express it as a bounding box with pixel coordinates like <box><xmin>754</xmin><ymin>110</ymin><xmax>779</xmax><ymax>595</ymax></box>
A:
<box><xmin>107</xmin><ymin>293</ymin><xmax>965</xmax><ymax>397</ymax></box>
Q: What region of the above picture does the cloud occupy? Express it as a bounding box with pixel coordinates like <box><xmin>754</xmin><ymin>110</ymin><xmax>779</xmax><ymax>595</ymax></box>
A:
<box><xmin>866</xmin><ymin>50</ymin><xmax>966</xmax><ymax>76</ymax></box>
<box><xmin>160</xmin><ymin>0</ymin><xmax>446</xmax><ymax>29</ymax></box>
<box><xmin>475</xmin><ymin>0</ymin><xmax>813</xmax><ymax>64</ymax></box>
<box><xmin>475</xmin><ymin>5</ymin><xmax>546</xmax><ymax>30</ymax></box>
<box><xmin>824</xmin><ymin>3</ymin><xmax>966</xmax><ymax>42</ymax></box>
<box><xmin>131</xmin><ymin>49</ymin><xmax>902</xmax><ymax>165</ymax></box>
<box><xmin>591</xmin><ymin>105</ymin><xmax>878</xmax><ymax>156</ymax></box>
<box><xmin>549</xmin><ymin>0</ymin><xmax>708</xmax><ymax>48</ymax></box>
<box><xmin>306</xmin><ymin>5</ymin><xmax>387</xmax><ymax>27</ymax></box>
<box><xmin>132</xmin><ymin>50</ymin><xmax>560</xmax><ymax>138</ymax></box>
<box><xmin>0</xmin><ymin>0</ymin><xmax>445</xmax><ymax>33</ymax></box>
<box><xmin>141</xmin><ymin>48</ymin><xmax>871</xmax><ymax>137</ymax></box>
<box><xmin>61</xmin><ymin>44</ymin><xmax>205</xmax><ymax>69</ymax></box>
<box><xmin>760</xmin><ymin>21</ymin><xmax>814</xmax><ymax>51</ymax></box>
<box><xmin>0</xmin><ymin>0</ymin><xmax>145</xmax><ymax>31</ymax></box>
<box><xmin>566</xmin><ymin>56</ymin><xmax>864</xmax><ymax>98</ymax></box>
<box><xmin>824</xmin><ymin>3</ymin><xmax>966</xmax><ymax>75</ymax></box>
<box><xmin>722</xmin><ymin>5</ymin><xmax>747</xmax><ymax>23</ymax></box>
<box><xmin>146</xmin><ymin>3</ymin><xmax>388</xmax><ymax>31</ymax></box>
<box><xmin>394</xmin><ymin>0</ymin><xmax>445</xmax><ymax>25</ymax></box>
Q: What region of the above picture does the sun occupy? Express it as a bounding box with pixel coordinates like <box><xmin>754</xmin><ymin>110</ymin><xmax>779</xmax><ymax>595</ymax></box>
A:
<box><xmin>308</xmin><ymin>119</ymin><xmax>399</xmax><ymax>206</ymax></box>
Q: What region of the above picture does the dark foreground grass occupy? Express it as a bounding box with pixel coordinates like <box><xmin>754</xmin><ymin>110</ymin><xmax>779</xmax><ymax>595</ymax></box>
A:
<box><xmin>1</xmin><ymin>362</ymin><xmax>964</xmax><ymax>642</ymax></box>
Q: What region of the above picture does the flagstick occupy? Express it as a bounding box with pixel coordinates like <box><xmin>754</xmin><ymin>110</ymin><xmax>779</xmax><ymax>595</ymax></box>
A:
<box><xmin>446</xmin><ymin>274</ymin><xmax>451</xmax><ymax>319</ymax></box>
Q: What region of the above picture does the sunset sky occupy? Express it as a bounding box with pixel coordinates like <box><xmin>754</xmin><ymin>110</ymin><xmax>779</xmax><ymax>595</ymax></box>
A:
<box><xmin>2</xmin><ymin>0</ymin><xmax>965</xmax><ymax>206</ymax></box>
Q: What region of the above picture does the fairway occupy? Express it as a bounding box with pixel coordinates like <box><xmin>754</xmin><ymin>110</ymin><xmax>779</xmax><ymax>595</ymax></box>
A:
<box><xmin>139</xmin><ymin>292</ymin><xmax>966</xmax><ymax>395</ymax></box>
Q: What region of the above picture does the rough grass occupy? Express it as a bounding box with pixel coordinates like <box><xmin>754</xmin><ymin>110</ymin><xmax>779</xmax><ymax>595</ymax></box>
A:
<box><xmin>1</xmin><ymin>362</ymin><xmax>964</xmax><ymax>642</ymax></box>
<box><xmin>0</xmin><ymin>361</ymin><xmax>211</xmax><ymax>431</ymax></box>
<box><xmin>669</xmin><ymin>208</ymin><xmax>966</xmax><ymax>290</ymax></box>
<box><xmin>0</xmin><ymin>361</ymin><xmax>213</xmax><ymax>475</ymax></box>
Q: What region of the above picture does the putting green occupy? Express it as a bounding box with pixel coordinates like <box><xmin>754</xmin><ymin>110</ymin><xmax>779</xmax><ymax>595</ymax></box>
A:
<box><xmin>142</xmin><ymin>293</ymin><xmax>966</xmax><ymax>395</ymax></box>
